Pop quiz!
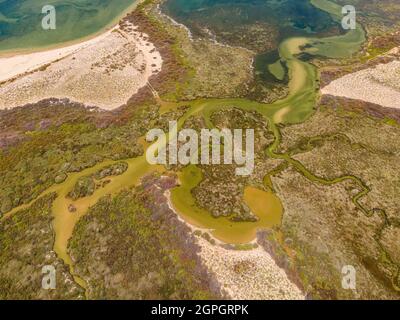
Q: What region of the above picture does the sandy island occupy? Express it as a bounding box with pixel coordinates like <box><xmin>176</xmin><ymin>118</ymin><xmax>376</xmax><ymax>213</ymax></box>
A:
<box><xmin>0</xmin><ymin>20</ymin><xmax>162</xmax><ymax>110</ymax></box>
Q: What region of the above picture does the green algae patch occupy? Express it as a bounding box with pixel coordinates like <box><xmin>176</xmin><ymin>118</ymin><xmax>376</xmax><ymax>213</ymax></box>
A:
<box><xmin>268</xmin><ymin>60</ymin><xmax>286</xmax><ymax>81</ymax></box>
<box><xmin>243</xmin><ymin>186</ymin><xmax>283</xmax><ymax>228</ymax></box>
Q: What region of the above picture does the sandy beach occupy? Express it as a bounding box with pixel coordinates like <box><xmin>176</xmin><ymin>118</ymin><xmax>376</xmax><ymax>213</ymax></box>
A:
<box><xmin>0</xmin><ymin>29</ymin><xmax>114</xmax><ymax>83</ymax></box>
<box><xmin>322</xmin><ymin>58</ymin><xmax>400</xmax><ymax>109</ymax></box>
<box><xmin>0</xmin><ymin>18</ymin><xmax>162</xmax><ymax>110</ymax></box>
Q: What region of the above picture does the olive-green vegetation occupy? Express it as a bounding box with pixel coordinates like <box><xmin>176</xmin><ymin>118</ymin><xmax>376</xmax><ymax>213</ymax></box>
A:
<box><xmin>68</xmin><ymin>181</ymin><xmax>219</xmax><ymax>299</ymax></box>
<box><xmin>169</xmin><ymin>108</ymin><xmax>284</xmax><ymax>244</ymax></box>
<box><xmin>0</xmin><ymin>103</ymin><xmax>158</xmax><ymax>215</ymax></box>
<box><xmin>167</xmin><ymin>92</ymin><xmax>400</xmax><ymax>299</ymax></box>
<box><xmin>67</xmin><ymin>162</ymin><xmax>128</xmax><ymax>200</ymax></box>
<box><xmin>0</xmin><ymin>193</ymin><xmax>84</xmax><ymax>299</ymax></box>
<box><xmin>261</xmin><ymin>100</ymin><xmax>400</xmax><ymax>299</ymax></box>
<box><xmin>191</xmin><ymin>108</ymin><xmax>275</xmax><ymax>221</ymax></box>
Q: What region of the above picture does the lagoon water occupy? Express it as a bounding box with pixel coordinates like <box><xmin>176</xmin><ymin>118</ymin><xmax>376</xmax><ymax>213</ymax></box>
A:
<box><xmin>0</xmin><ymin>0</ymin><xmax>137</xmax><ymax>52</ymax></box>
<box><xmin>162</xmin><ymin>0</ymin><xmax>340</xmax><ymax>88</ymax></box>
<box><xmin>162</xmin><ymin>0</ymin><xmax>338</xmax><ymax>42</ymax></box>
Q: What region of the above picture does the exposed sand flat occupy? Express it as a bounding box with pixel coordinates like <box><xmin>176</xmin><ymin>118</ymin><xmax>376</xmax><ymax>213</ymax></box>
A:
<box><xmin>0</xmin><ymin>22</ymin><xmax>162</xmax><ymax>110</ymax></box>
<box><xmin>196</xmin><ymin>237</ymin><xmax>304</xmax><ymax>300</ymax></box>
<box><xmin>321</xmin><ymin>59</ymin><xmax>400</xmax><ymax>109</ymax></box>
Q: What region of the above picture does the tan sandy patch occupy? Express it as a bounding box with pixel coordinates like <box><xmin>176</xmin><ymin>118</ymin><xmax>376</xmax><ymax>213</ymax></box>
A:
<box><xmin>321</xmin><ymin>59</ymin><xmax>400</xmax><ymax>109</ymax></box>
<box><xmin>196</xmin><ymin>237</ymin><xmax>304</xmax><ymax>300</ymax></box>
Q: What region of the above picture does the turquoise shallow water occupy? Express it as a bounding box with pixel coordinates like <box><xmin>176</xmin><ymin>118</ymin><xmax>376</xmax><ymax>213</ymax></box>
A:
<box><xmin>0</xmin><ymin>0</ymin><xmax>137</xmax><ymax>52</ymax></box>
